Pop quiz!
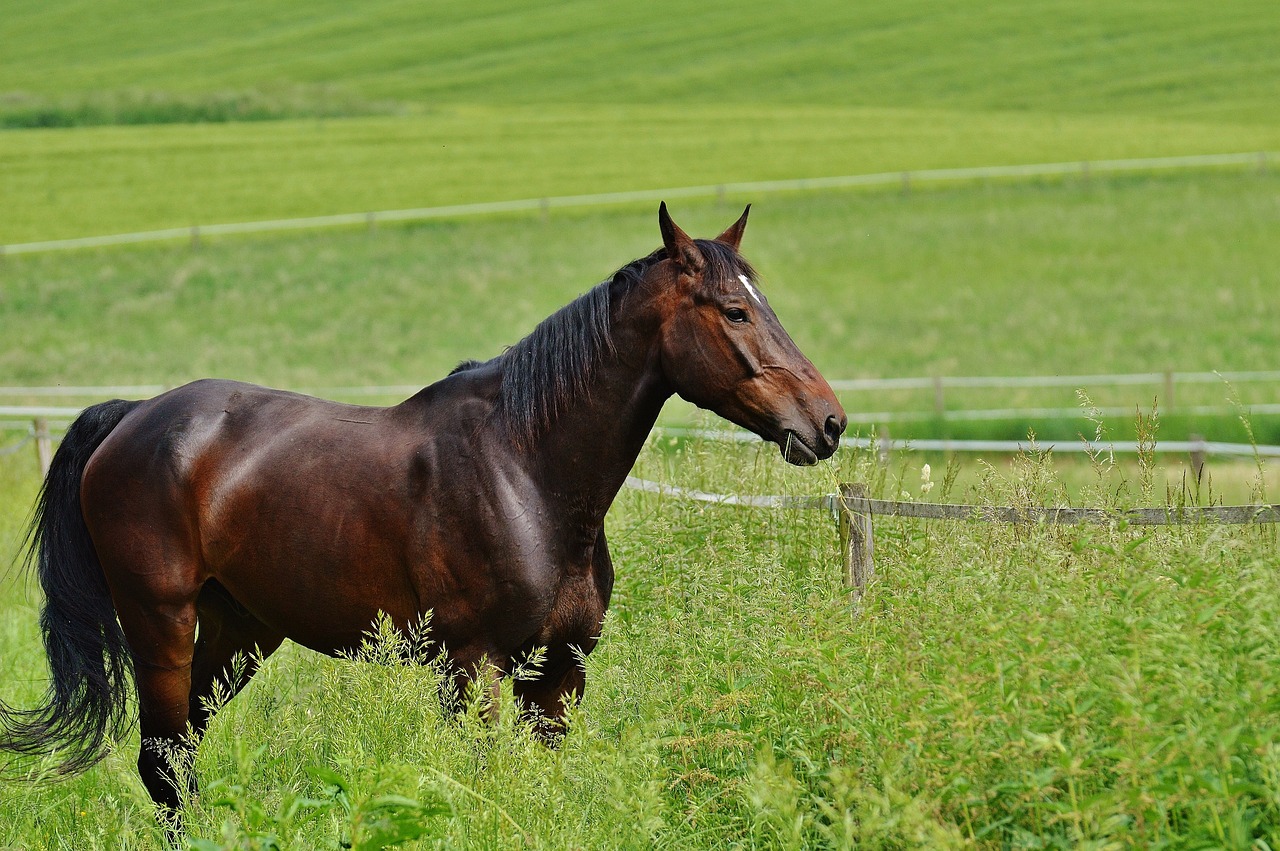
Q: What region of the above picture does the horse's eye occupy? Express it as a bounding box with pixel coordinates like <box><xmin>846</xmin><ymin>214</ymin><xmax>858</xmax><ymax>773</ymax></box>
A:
<box><xmin>725</xmin><ymin>307</ymin><xmax>749</xmax><ymax>324</ymax></box>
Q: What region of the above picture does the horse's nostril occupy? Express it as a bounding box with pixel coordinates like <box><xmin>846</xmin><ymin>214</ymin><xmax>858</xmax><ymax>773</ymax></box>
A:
<box><xmin>824</xmin><ymin>414</ymin><xmax>845</xmax><ymax>447</ymax></box>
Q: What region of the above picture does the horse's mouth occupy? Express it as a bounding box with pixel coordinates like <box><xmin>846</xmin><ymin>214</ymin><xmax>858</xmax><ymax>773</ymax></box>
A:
<box><xmin>778</xmin><ymin>430</ymin><xmax>819</xmax><ymax>466</ymax></box>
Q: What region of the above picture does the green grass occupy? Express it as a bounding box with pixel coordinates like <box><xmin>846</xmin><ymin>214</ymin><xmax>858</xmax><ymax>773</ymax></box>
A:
<box><xmin>5</xmin><ymin>106</ymin><xmax>1279</xmax><ymax>245</ymax></box>
<box><xmin>1</xmin><ymin>434</ymin><xmax>1278</xmax><ymax>848</ymax></box>
<box><xmin>1</xmin><ymin>0</ymin><xmax>1279</xmax><ymax>243</ymax></box>
<box><xmin>2</xmin><ymin>2</ymin><xmax>1279</xmax><ymax>844</ymax></box>
<box><xmin>3</xmin><ymin>0</ymin><xmax>1278</xmax><ymax>121</ymax></box>
<box><xmin>4</xmin><ymin>171</ymin><xmax>1278</xmax><ymax>442</ymax></box>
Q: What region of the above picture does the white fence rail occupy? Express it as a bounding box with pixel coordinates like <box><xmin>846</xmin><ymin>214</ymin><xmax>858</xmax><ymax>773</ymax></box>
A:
<box><xmin>2</xmin><ymin>151</ymin><xmax>1274</xmax><ymax>256</ymax></box>
<box><xmin>662</xmin><ymin>427</ymin><xmax>1280</xmax><ymax>458</ymax></box>
<box><xmin>5</xmin><ymin>366</ymin><xmax>1277</xmax><ymax>427</ymax></box>
<box><xmin>3</xmin><ymin>367</ymin><xmax>1278</xmax><ymax>473</ymax></box>
<box><xmin>828</xmin><ymin>369</ymin><xmax>1280</xmax><ymax>391</ymax></box>
<box><xmin>622</xmin><ymin>476</ymin><xmax>1280</xmax><ymax>594</ymax></box>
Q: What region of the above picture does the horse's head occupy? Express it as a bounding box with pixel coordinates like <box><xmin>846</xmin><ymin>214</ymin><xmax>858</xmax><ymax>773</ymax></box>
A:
<box><xmin>648</xmin><ymin>203</ymin><xmax>846</xmax><ymax>466</ymax></box>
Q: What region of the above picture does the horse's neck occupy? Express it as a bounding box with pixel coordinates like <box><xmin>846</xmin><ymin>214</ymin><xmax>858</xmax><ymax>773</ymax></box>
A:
<box><xmin>531</xmin><ymin>327</ymin><xmax>671</xmax><ymax>530</ymax></box>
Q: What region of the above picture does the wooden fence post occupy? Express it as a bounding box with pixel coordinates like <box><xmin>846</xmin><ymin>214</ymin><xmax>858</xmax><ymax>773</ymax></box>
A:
<box><xmin>877</xmin><ymin>426</ymin><xmax>891</xmax><ymax>465</ymax></box>
<box><xmin>839</xmin><ymin>483</ymin><xmax>875</xmax><ymax>594</ymax></box>
<box><xmin>34</xmin><ymin>417</ymin><xmax>52</xmax><ymax>477</ymax></box>
<box><xmin>1189</xmin><ymin>433</ymin><xmax>1206</xmax><ymax>481</ymax></box>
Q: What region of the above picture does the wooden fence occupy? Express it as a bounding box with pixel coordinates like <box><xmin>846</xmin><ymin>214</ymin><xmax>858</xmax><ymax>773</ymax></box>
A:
<box><xmin>622</xmin><ymin>477</ymin><xmax>1280</xmax><ymax>598</ymax></box>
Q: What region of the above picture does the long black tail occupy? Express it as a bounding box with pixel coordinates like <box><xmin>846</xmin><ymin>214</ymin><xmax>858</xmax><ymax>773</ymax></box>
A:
<box><xmin>1</xmin><ymin>399</ymin><xmax>140</xmax><ymax>775</ymax></box>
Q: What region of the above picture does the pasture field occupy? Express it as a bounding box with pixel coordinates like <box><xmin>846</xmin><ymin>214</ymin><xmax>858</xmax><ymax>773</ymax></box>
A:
<box><xmin>3</xmin><ymin>0</ymin><xmax>1280</xmax><ymax>243</ymax></box>
<box><xmin>2</xmin><ymin>1</ymin><xmax>1279</xmax><ymax>845</ymax></box>
<box><xmin>6</xmin><ymin>107</ymin><xmax>1280</xmax><ymax>246</ymax></box>
<box><xmin>0</xmin><ymin>169</ymin><xmax>1278</xmax><ymax>847</ymax></box>
<box><xmin>1</xmin><ymin>434</ymin><xmax>1278</xmax><ymax>848</ymax></box>
<box><xmin>4</xmin><ymin>170</ymin><xmax>1279</xmax><ymax>444</ymax></box>
<box><xmin>3</xmin><ymin>0</ymin><xmax>1277</xmax><ymax>119</ymax></box>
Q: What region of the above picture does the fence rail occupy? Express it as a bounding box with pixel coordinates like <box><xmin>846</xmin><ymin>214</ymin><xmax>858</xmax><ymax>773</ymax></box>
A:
<box><xmin>622</xmin><ymin>476</ymin><xmax>1280</xmax><ymax>594</ymax></box>
<box><xmin>6</xmin><ymin>413</ymin><xmax>1277</xmax><ymax>460</ymax></box>
<box><xmin>828</xmin><ymin>369</ymin><xmax>1280</xmax><ymax>391</ymax></box>
<box><xmin>5</xmin><ymin>368</ymin><xmax>1279</xmax><ymax>474</ymax></box>
<box><xmin>664</xmin><ymin>427</ymin><xmax>1280</xmax><ymax>458</ymax></box>
<box><xmin>6</xmin><ymin>370</ymin><xmax>1274</xmax><ymax>400</ymax></box>
<box><xmin>2</xmin><ymin>151</ymin><xmax>1273</xmax><ymax>256</ymax></box>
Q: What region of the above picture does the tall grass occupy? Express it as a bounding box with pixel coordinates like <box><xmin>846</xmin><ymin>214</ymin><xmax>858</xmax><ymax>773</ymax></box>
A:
<box><xmin>1</xmin><ymin>430</ymin><xmax>1277</xmax><ymax>847</ymax></box>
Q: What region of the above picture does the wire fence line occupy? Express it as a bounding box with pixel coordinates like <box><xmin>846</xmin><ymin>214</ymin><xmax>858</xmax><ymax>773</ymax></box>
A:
<box><xmin>661</xmin><ymin>427</ymin><xmax>1280</xmax><ymax>458</ymax></box>
<box><xmin>622</xmin><ymin>475</ymin><xmax>1280</xmax><ymax>592</ymax></box>
<box><xmin>6</xmin><ymin>369</ymin><xmax>1275</xmax><ymax>398</ymax></box>
<box><xmin>4</xmin><ymin>407</ymin><xmax>1277</xmax><ymax>459</ymax></box>
<box><xmin>848</xmin><ymin>403</ymin><xmax>1280</xmax><ymax>424</ymax></box>
<box><xmin>828</xmin><ymin>369</ymin><xmax>1280</xmax><ymax>391</ymax></box>
<box><xmin>0</xmin><ymin>433</ymin><xmax>34</xmax><ymax>457</ymax></box>
<box><xmin>4</xmin><ymin>396</ymin><xmax>1280</xmax><ymax>459</ymax></box>
<box><xmin>622</xmin><ymin>476</ymin><xmax>1280</xmax><ymax>524</ymax></box>
<box><xmin>2</xmin><ymin>151</ymin><xmax>1273</xmax><ymax>256</ymax></box>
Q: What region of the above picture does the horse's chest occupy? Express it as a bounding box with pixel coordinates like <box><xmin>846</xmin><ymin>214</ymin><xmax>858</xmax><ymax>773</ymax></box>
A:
<box><xmin>532</xmin><ymin>568</ymin><xmax>610</xmax><ymax>648</ymax></box>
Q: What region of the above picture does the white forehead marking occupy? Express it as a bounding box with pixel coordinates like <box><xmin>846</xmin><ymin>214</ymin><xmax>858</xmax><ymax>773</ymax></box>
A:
<box><xmin>738</xmin><ymin>273</ymin><xmax>763</xmax><ymax>304</ymax></box>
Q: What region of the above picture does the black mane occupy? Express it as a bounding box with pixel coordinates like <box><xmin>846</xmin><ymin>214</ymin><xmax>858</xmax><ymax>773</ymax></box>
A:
<box><xmin>492</xmin><ymin>240</ymin><xmax>754</xmax><ymax>445</ymax></box>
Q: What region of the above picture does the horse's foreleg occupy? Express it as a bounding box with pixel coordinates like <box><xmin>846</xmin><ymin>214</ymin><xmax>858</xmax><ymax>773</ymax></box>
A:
<box><xmin>512</xmin><ymin>652</ymin><xmax>586</xmax><ymax>743</ymax></box>
<box><xmin>188</xmin><ymin>583</ymin><xmax>284</xmax><ymax>739</ymax></box>
<box><xmin>440</xmin><ymin>654</ymin><xmax>504</xmax><ymax>723</ymax></box>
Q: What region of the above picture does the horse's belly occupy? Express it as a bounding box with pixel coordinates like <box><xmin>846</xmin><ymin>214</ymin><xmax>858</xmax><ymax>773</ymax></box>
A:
<box><xmin>202</xmin><ymin>499</ymin><xmax>423</xmax><ymax>653</ymax></box>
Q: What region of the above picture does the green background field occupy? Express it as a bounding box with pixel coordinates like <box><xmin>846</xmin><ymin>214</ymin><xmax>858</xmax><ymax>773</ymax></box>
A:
<box><xmin>2</xmin><ymin>1</ymin><xmax>1280</xmax><ymax>848</ymax></box>
<box><xmin>2</xmin><ymin>0</ymin><xmax>1280</xmax><ymax>243</ymax></box>
<box><xmin>6</xmin><ymin>171</ymin><xmax>1279</xmax><ymax>444</ymax></box>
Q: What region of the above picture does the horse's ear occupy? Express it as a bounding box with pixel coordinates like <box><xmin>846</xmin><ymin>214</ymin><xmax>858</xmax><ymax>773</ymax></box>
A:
<box><xmin>715</xmin><ymin>204</ymin><xmax>751</xmax><ymax>250</ymax></box>
<box><xmin>658</xmin><ymin>202</ymin><xmax>704</xmax><ymax>275</ymax></box>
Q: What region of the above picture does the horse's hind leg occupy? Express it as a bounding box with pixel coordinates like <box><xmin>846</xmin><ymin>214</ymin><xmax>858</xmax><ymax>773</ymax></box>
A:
<box><xmin>107</xmin><ymin>579</ymin><xmax>202</xmax><ymax>814</ymax></box>
<box><xmin>188</xmin><ymin>581</ymin><xmax>284</xmax><ymax>739</ymax></box>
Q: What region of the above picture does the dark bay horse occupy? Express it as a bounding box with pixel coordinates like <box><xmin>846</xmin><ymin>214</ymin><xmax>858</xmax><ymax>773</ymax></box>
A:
<box><xmin>1</xmin><ymin>204</ymin><xmax>846</xmax><ymax>813</ymax></box>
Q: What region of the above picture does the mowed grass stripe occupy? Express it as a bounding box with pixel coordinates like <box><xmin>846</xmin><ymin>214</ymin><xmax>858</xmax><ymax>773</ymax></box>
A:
<box><xmin>5</xmin><ymin>150</ymin><xmax>1273</xmax><ymax>255</ymax></box>
<box><xmin>2</xmin><ymin>1</ymin><xmax>1278</xmax><ymax>122</ymax></box>
<box><xmin>5</xmin><ymin>106</ymin><xmax>1280</xmax><ymax>243</ymax></box>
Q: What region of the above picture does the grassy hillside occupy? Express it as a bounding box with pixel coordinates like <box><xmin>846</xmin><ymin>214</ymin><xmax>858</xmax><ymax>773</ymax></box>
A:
<box><xmin>2</xmin><ymin>0</ymin><xmax>1278</xmax><ymax>121</ymax></box>
<box><xmin>5</xmin><ymin>107</ymin><xmax>1280</xmax><ymax>245</ymax></box>
<box><xmin>2</xmin><ymin>0</ymin><xmax>1278</xmax><ymax>243</ymax></box>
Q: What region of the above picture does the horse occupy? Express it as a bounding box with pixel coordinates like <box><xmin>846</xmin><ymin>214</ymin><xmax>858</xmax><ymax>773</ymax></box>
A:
<box><xmin>1</xmin><ymin>203</ymin><xmax>846</xmax><ymax>815</ymax></box>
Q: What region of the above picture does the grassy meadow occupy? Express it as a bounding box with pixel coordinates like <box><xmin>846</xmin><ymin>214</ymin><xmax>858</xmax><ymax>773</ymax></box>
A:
<box><xmin>3</xmin><ymin>0</ymin><xmax>1277</xmax><ymax>118</ymax></box>
<box><xmin>3</xmin><ymin>0</ymin><xmax>1280</xmax><ymax>847</ymax></box>
<box><xmin>3</xmin><ymin>0</ymin><xmax>1280</xmax><ymax>243</ymax></box>
<box><xmin>1</xmin><ymin>170</ymin><xmax>1279</xmax><ymax>848</ymax></box>
<box><xmin>4</xmin><ymin>170</ymin><xmax>1279</xmax><ymax>443</ymax></box>
<box><xmin>1</xmin><ymin>434</ymin><xmax>1278</xmax><ymax>849</ymax></box>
